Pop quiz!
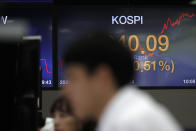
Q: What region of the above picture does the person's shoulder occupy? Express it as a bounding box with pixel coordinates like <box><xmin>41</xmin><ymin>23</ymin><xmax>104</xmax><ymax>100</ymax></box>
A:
<box><xmin>98</xmin><ymin>86</ymin><xmax>155</xmax><ymax>126</ymax></box>
<box><xmin>113</xmin><ymin>86</ymin><xmax>183</xmax><ymax>131</ymax></box>
<box><xmin>113</xmin><ymin>86</ymin><xmax>157</xmax><ymax>120</ymax></box>
<box><xmin>97</xmin><ymin>85</ymin><xmax>182</xmax><ymax>131</ymax></box>
<box><xmin>114</xmin><ymin>85</ymin><xmax>155</xmax><ymax>109</ymax></box>
<box><xmin>40</xmin><ymin>117</ymin><xmax>54</xmax><ymax>131</ymax></box>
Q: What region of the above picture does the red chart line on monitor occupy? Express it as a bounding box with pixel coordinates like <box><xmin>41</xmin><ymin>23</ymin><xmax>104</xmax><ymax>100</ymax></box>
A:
<box><xmin>160</xmin><ymin>13</ymin><xmax>195</xmax><ymax>35</ymax></box>
<box><xmin>40</xmin><ymin>59</ymin><xmax>52</xmax><ymax>74</ymax></box>
<box><xmin>143</xmin><ymin>12</ymin><xmax>195</xmax><ymax>58</ymax></box>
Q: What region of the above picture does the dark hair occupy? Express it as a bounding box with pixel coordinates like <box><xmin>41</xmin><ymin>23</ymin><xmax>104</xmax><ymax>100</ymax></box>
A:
<box><xmin>50</xmin><ymin>97</ymin><xmax>72</xmax><ymax>115</ymax></box>
<box><xmin>63</xmin><ymin>31</ymin><xmax>134</xmax><ymax>88</ymax></box>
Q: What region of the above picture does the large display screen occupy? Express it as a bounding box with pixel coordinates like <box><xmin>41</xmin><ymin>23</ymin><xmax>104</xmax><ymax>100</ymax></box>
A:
<box><xmin>58</xmin><ymin>7</ymin><xmax>196</xmax><ymax>87</ymax></box>
<box><xmin>1</xmin><ymin>7</ymin><xmax>53</xmax><ymax>88</ymax></box>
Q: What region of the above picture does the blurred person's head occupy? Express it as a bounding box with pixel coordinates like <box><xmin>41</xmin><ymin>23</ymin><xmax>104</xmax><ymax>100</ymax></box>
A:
<box><xmin>50</xmin><ymin>97</ymin><xmax>80</xmax><ymax>131</ymax></box>
<box><xmin>62</xmin><ymin>31</ymin><xmax>133</xmax><ymax>121</ymax></box>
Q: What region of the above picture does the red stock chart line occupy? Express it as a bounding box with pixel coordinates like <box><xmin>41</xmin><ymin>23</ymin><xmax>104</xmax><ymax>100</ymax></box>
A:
<box><xmin>160</xmin><ymin>13</ymin><xmax>195</xmax><ymax>35</ymax></box>
<box><xmin>40</xmin><ymin>59</ymin><xmax>52</xmax><ymax>74</ymax></box>
<box><xmin>142</xmin><ymin>12</ymin><xmax>195</xmax><ymax>57</ymax></box>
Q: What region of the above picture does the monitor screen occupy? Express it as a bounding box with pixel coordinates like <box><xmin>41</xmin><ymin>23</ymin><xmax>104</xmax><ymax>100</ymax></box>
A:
<box><xmin>2</xmin><ymin>7</ymin><xmax>53</xmax><ymax>88</ymax></box>
<box><xmin>58</xmin><ymin>7</ymin><xmax>196</xmax><ymax>87</ymax></box>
